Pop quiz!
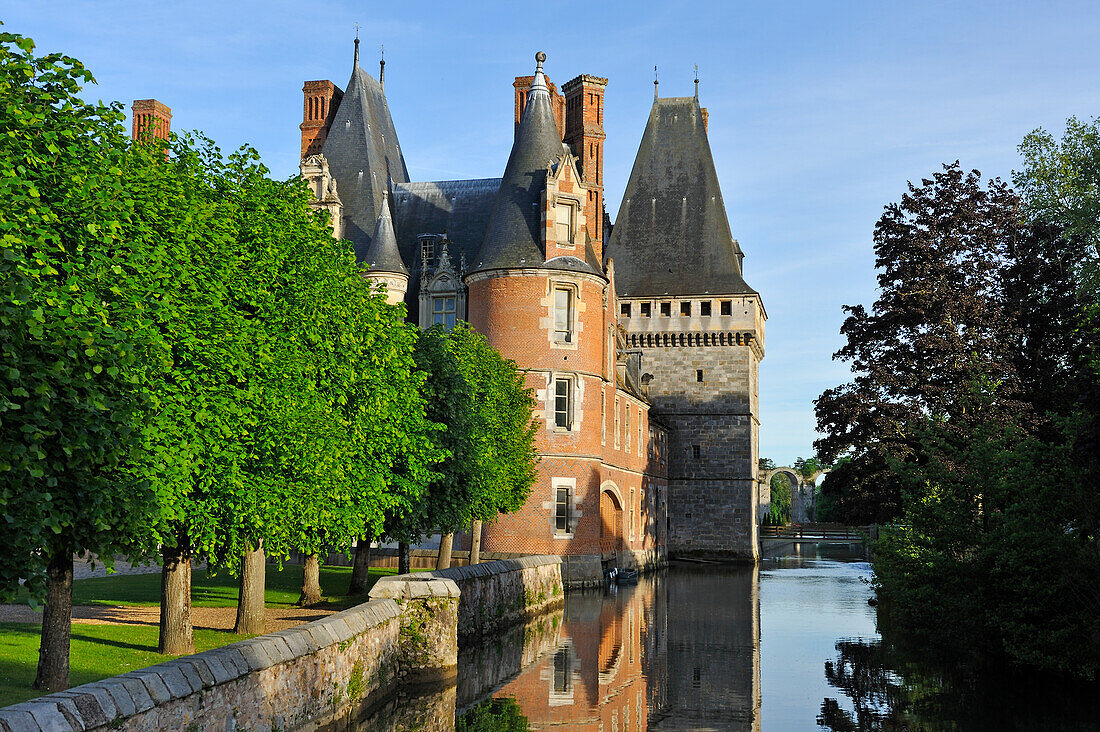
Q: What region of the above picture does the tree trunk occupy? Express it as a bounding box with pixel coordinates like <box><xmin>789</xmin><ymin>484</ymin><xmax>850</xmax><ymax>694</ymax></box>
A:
<box><xmin>398</xmin><ymin>541</ymin><xmax>411</xmax><ymax>575</ymax></box>
<box><xmin>34</xmin><ymin>542</ymin><xmax>73</xmax><ymax>692</ymax></box>
<box><xmin>234</xmin><ymin>543</ymin><xmax>266</xmax><ymax>635</ymax></box>
<box><xmin>348</xmin><ymin>535</ymin><xmax>372</xmax><ymax>595</ymax></box>
<box><xmin>158</xmin><ymin>529</ymin><xmax>194</xmax><ymax>655</ymax></box>
<box><xmin>298</xmin><ymin>553</ymin><xmax>323</xmax><ymax>607</ymax></box>
<box><xmin>436</xmin><ymin>533</ymin><xmax>453</xmax><ymax>570</ymax></box>
<box><xmin>470</xmin><ymin>520</ymin><xmax>482</xmax><ymax>565</ymax></box>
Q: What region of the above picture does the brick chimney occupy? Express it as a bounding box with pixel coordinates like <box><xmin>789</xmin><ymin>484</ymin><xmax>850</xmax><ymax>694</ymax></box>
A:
<box><xmin>562</xmin><ymin>74</ymin><xmax>608</xmax><ymax>250</ymax></box>
<box><xmin>300</xmin><ymin>80</ymin><xmax>344</xmax><ymax>160</ymax></box>
<box><xmin>131</xmin><ymin>99</ymin><xmax>171</xmax><ymax>141</ymax></box>
<box><xmin>513</xmin><ymin>75</ymin><xmax>565</xmax><ymax>140</ymax></box>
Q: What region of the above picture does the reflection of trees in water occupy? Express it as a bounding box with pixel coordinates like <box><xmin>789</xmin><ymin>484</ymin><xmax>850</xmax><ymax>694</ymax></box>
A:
<box><xmin>818</xmin><ymin>637</ymin><xmax>1100</xmax><ymax>732</ymax></box>
<box><xmin>457</xmin><ymin>697</ymin><xmax>531</xmax><ymax>732</ymax></box>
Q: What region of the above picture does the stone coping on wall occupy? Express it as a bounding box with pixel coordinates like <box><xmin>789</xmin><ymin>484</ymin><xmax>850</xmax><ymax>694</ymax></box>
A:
<box><xmin>0</xmin><ymin>595</ymin><xmax>416</xmax><ymax>731</ymax></box>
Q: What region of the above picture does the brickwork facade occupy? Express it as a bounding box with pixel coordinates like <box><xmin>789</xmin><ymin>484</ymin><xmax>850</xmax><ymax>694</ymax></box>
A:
<box><xmin>299</xmin><ymin>80</ymin><xmax>343</xmax><ymax>159</ymax></box>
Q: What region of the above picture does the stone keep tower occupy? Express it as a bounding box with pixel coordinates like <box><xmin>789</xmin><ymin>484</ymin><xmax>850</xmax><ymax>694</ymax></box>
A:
<box><xmin>605</xmin><ymin>87</ymin><xmax>765</xmax><ymax>562</ymax></box>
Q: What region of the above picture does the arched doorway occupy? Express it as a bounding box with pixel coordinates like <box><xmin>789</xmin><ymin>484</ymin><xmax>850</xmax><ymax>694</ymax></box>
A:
<box><xmin>600</xmin><ymin>488</ymin><xmax>623</xmax><ymax>554</ymax></box>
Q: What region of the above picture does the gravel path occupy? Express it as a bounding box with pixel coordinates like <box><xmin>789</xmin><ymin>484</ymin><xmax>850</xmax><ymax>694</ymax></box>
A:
<box><xmin>0</xmin><ymin>603</ymin><xmax>337</xmax><ymax>632</ymax></box>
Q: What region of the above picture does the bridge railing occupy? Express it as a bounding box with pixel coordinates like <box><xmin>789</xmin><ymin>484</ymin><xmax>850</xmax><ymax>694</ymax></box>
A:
<box><xmin>759</xmin><ymin>524</ymin><xmax>872</xmax><ymax>541</ymax></box>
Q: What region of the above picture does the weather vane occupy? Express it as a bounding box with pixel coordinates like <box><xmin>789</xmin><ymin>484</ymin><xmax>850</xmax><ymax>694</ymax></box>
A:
<box><xmin>354</xmin><ymin>22</ymin><xmax>360</xmax><ymax>40</ymax></box>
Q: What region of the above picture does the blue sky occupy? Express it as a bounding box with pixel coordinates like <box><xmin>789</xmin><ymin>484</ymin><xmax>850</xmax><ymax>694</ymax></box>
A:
<box><xmin>7</xmin><ymin>1</ymin><xmax>1098</xmax><ymax>465</ymax></box>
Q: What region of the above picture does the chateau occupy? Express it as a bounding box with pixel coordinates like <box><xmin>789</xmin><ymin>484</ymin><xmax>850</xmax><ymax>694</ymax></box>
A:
<box><xmin>297</xmin><ymin>42</ymin><xmax>765</xmax><ymax>567</ymax></box>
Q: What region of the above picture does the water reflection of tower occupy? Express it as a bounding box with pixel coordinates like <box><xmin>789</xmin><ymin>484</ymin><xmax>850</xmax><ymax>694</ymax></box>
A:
<box><xmin>488</xmin><ymin>578</ymin><xmax>668</xmax><ymax>731</ymax></box>
<box><xmin>652</xmin><ymin>564</ymin><xmax>761</xmax><ymax>731</ymax></box>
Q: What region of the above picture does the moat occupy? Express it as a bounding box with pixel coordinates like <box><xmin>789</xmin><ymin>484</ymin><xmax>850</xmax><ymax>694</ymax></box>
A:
<box><xmin>349</xmin><ymin>546</ymin><xmax>1099</xmax><ymax>731</ymax></box>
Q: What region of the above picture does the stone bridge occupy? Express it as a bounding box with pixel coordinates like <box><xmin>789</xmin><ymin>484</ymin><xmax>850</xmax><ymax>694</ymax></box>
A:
<box><xmin>757</xmin><ymin>466</ymin><xmax>829</xmax><ymax>524</ymax></box>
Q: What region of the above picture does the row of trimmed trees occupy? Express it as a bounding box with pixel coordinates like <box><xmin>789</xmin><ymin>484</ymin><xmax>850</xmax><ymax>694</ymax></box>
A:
<box><xmin>814</xmin><ymin>120</ymin><xmax>1100</xmax><ymax>677</ymax></box>
<box><xmin>0</xmin><ymin>33</ymin><xmax>538</xmax><ymax>692</ymax></box>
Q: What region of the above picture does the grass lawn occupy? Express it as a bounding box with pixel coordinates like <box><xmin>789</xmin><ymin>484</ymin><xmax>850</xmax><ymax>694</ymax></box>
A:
<box><xmin>0</xmin><ymin>622</ymin><xmax>249</xmax><ymax>707</ymax></box>
<box><xmin>12</xmin><ymin>563</ymin><xmax>401</xmax><ymax>610</ymax></box>
<box><xmin>0</xmin><ymin>563</ymin><xmax>417</xmax><ymax>708</ymax></box>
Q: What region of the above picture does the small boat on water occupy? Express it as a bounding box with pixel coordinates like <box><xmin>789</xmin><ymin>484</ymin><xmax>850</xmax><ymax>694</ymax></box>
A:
<box><xmin>615</xmin><ymin>569</ymin><xmax>640</xmax><ymax>585</ymax></box>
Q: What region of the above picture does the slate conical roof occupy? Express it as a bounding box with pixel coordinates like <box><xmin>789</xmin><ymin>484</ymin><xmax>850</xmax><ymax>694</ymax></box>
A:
<box><xmin>605</xmin><ymin>96</ymin><xmax>754</xmax><ymax>297</ymax></box>
<box><xmin>471</xmin><ymin>52</ymin><xmax>589</xmax><ymax>275</ymax></box>
<box><xmin>322</xmin><ymin>39</ymin><xmax>409</xmax><ymax>263</ymax></box>
<box><xmin>364</xmin><ymin>192</ymin><xmax>407</xmax><ymax>275</ymax></box>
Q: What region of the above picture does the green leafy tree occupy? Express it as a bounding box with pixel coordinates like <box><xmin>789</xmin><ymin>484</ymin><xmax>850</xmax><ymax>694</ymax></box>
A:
<box><xmin>0</xmin><ymin>33</ymin><xmax>167</xmax><ymax>690</ymax></box>
<box><xmin>820</xmin><ymin>161</ymin><xmax>1100</xmax><ymax>677</ymax></box>
<box><xmin>387</xmin><ymin>324</ymin><xmax>537</xmax><ymax>565</ymax></box>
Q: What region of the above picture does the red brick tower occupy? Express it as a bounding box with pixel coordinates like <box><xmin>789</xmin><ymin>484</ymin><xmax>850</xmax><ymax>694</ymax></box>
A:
<box><xmin>468</xmin><ymin>54</ymin><xmax>667</xmax><ymax>576</ymax></box>
<box><xmin>562</xmin><ymin>74</ymin><xmax>608</xmax><ymax>253</ymax></box>
<box><xmin>300</xmin><ymin>80</ymin><xmax>344</xmax><ymax>160</ymax></box>
<box><xmin>131</xmin><ymin>99</ymin><xmax>171</xmax><ymax>141</ymax></box>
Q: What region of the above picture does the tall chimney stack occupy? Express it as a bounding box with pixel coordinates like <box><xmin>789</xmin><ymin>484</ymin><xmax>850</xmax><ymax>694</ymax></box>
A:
<box><xmin>131</xmin><ymin>99</ymin><xmax>172</xmax><ymax>141</ymax></box>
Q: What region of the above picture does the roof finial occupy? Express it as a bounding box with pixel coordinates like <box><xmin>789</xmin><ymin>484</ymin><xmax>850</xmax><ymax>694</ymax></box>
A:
<box><xmin>694</xmin><ymin>64</ymin><xmax>699</xmax><ymax>100</ymax></box>
<box><xmin>530</xmin><ymin>51</ymin><xmax>549</xmax><ymax>96</ymax></box>
<box><xmin>380</xmin><ymin>43</ymin><xmax>385</xmax><ymax>91</ymax></box>
<box><xmin>654</xmin><ymin>65</ymin><xmax>659</xmax><ymax>100</ymax></box>
<box><xmin>353</xmin><ymin>25</ymin><xmax>360</xmax><ymax>68</ymax></box>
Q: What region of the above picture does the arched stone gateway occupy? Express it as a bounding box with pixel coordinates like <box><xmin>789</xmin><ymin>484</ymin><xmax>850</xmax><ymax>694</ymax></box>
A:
<box><xmin>600</xmin><ymin>488</ymin><xmax>624</xmax><ymax>554</ymax></box>
<box><xmin>758</xmin><ymin>467</ymin><xmax>830</xmax><ymax>524</ymax></box>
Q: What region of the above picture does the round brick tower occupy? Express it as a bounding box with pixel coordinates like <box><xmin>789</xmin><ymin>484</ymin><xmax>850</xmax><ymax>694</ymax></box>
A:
<box><xmin>466</xmin><ymin>53</ymin><xmax>611</xmax><ymax>557</ymax></box>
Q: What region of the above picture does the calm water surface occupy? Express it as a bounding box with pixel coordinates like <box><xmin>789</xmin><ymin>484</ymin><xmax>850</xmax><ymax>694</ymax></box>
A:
<box><xmin>352</xmin><ymin>545</ymin><xmax>1098</xmax><ymax>731</ymax></box>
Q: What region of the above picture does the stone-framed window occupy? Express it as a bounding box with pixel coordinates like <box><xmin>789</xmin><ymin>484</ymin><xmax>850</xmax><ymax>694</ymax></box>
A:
<box><xmin>555</xmin><ymin>201</ymin><xmax>577</xmax><ymax>247</ymax></box>
<box><xmin>640</xmin><ymin>302</ymin><xmax>651</xmax><ymax>317</ymax></box>
<box><xmin>614</xmin><ymin>396</ymin><xmax>621</xmax><ymax>449</ymax></box>
<box><xmin>555</xmin><ymin>485</ymin><xmax>571</xmax><ymax>534</ymax></box>
<box><xmin>553</xmin><ymin>286</ymin><xmax>575</xmax><ymax>343</ymax></box>
<box><xmin>721</xmin><ymin>299</ymin><xmax>732</xmax><ymax>316</ymax></box>
<box><xmin>692</xmin><ymin>444</ymin><xmax>701</xmax><ymax>459</ymax></box>
<box><xmin>680</xmin><ymin>301</ymin><xmax>692</xmax><ymax>316</ymax></box>
<box><xmin>701</xmin><ymin>300</ymin><xmax>712</xmax><ymax>317</ymax></box>
<box><xmin>551</xmin><ymin>477</ymin><xmax>577</xmax><ymax>540</ymax></box>
<box><xmin>432</xmin><ymin>295</ymin><xmax>456</xmax><ymax>329</ymax></box>
<box><xmin>554</xmin><ymin>376</ymin><xmax>574</xmax><ymax>430</ymax></box>
<box><xmin>625</xmin><ymin>405</ymin><xmax>631</xmax><ymax>454</ymax></box>
<box><xmin>697</xmin><ymin>369</ymin><xmax>704</xmax><ymax>383</ymax></box>
<box><xmin>621</xmin><ymin>303</ymin><xmax>631</xmax><ymax>317</ymax></box>
<box><xmin>660</xmin><ymin>301</ymin><xmax>671</xmax><ymax>317</ymax></box>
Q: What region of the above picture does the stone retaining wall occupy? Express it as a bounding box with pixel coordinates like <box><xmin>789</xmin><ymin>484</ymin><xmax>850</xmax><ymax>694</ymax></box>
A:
<box><xmin>371</xmin><ymin>555</ymin><xmax>563</xmax><ymax>645</ymax></box>
<box><xmin>0</xmin><ymin>556</ymin><xmax>564</xmax><ymax>731</ymax></box>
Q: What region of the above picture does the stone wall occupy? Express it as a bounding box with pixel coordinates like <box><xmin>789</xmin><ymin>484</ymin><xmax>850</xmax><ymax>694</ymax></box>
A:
<box><xmin>639</xmin><ymin>342</ymin><xmax>761</xmax><ymax>561</ymax></box>
<box><xmin>374</xmin><ymin>555</ymin><xmax>564</xmax><ymax>645</ymax></box>
<box><xmin>0</xmin><ymin>556</ymin><xmax>564</xmax><ymax>732</ymax></box>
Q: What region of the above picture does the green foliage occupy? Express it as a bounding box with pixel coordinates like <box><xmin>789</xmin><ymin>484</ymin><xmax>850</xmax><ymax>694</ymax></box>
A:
<box><xmin>456</xmin><ymin>696</ymin><xmax>531</xmax><ymax>732</ymax></box>
<box><xmin>821</xmin><ymin>159</ymin><xmax>1100</xmax><ymax>678</ymax></box>
<box><xmin>0</xmin><ymin>31</ymin><xmax>165</xmax><ymax>600</ymax></box>
<box><xmin>391</xmin><ymin>324</ymin><xmax>537</xmax><ymax>542</ymax></box>
<box><xmin>769</xmin><ymin>472</ymin><xmax>791</xmax><ymax>525</ymax></box>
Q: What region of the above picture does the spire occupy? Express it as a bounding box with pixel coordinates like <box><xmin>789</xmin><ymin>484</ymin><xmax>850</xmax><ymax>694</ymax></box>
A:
<box><xmin>531</xmin><ymin>50</ymin><xmax>548</xmax><ymax>96</ymax></box>
<box><xmin>605</xmin><ymin>96</ymin><xmax>753</xmax><ymax>297</ymax></box>
<box><xmin>694</xmin><ymin>64</ymin><xmax>699</xmax><ymax>100</ymax></box>
<box><xmin>472</xmin><ymin>52</ymin><xmax>597</xmax><ymax>275</ymax></box>
<box><xmin>379</xmin><ymin>44</ymin><xmax>385</xmax><ymax>91</ymax></box>
<box><xmin>364</xmin><ymin>190</ymin><xmax>408</xmax><ymax>275</ymax></box>
<box><xmin>353</xmin><ymin>31</ymin><xmax>360</xmax><ymax>69</ymax></box>
<box><xmin>654</xmin><ymin>65</ymin><xmax>659</xmax><ymax>100</ymax></box>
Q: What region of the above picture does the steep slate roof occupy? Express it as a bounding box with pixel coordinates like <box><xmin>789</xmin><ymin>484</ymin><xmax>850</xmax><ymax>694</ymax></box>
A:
<box><xmin>470</xmin><ymin>53</ymin><xmax>600</xmax><ymax>277</ymax></box>
<box><xmin>392</xmin><ymin>178</ymin><xmax>500</xmax><ymax>320</ymax></box>
<box><xmin>322</xmin><ymin>41</ymin><xmax>409</xmax><ymax>263</ymax></box>
<box><xmin>363</xmin><ymin>193</ymin><xmax>407</xmax><ymax>275</ymax></box>
<box><xmin>605</xmin><ymin>96</ymin><xmax>754</xmax><ymax>297</ymax></box>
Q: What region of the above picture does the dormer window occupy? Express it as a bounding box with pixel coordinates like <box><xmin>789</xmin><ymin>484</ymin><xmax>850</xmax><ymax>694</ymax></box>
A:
<box><xmin>420</xmin><ymin>236</ymin><xmax>435</xmax><ymax>263</ymax></box>
<box><xmin>553</xmin><ymin>286</ymin><xmax>574</xmax><ymax>343</ymax></box>
<box><xmin>432</xmin><ymin>296</ymin><xmax>456</xmax><ymax>329</ymax></box>
<box><xmin>555</xmin><ymin>201</ymin><xmax>576</xmax><ymax>247</ymax></box>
